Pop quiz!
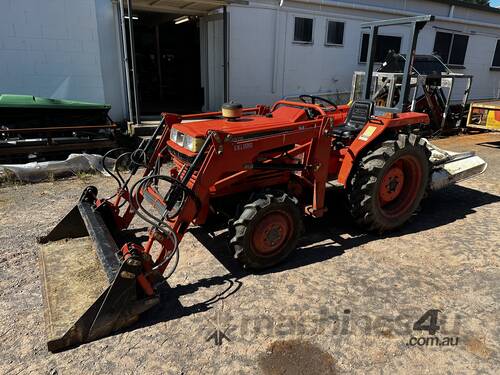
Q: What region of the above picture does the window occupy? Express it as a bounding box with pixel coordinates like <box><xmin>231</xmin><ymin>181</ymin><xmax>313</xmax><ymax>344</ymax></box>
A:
<box><xmin>359</xmin><ymin>33</ymin><xmax>401</xmax><ymax>63</ymax></box>
<box><xmin>492</xmin><ymin>40</ymin><xmax>500</xmax><ymax>68</ymax></box>
<box><xmin>326</xmin><ymin>21</ymin><xmax>344</xmax><ymax>46</ymax></box>
<box><xmin>433</xmin><ymin>31</ymin><xmax>469</xmax><ymax>66</ymax></box>
<box><xmin>294</xmin><ymin>17</ymin><xmax>313</xmax><ymax>43</ymax></box>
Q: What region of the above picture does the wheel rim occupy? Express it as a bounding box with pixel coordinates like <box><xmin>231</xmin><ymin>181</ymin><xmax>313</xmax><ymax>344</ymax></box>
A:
<box><xmin>252</xmin><ymin>210</ymin><xmax>293</xmax><ymax>256</ymax></box>
<box><xmin>377</xmin><ymin>155</ymin><xmax>423</xmax><ymax>219</ymax></box>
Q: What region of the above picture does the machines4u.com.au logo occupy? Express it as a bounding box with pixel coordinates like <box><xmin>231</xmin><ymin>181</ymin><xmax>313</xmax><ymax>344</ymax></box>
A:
<box><xmin>407</xmin><ymin>309</ymin><xmax>459</xmax><ymax>347</ymax></box>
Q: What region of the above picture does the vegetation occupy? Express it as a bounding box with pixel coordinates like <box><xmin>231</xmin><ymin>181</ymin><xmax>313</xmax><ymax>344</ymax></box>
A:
<box><xmin>460</xmin><ymin>0</ymin><xmax>490</xmax><ymax>6</ymax></box>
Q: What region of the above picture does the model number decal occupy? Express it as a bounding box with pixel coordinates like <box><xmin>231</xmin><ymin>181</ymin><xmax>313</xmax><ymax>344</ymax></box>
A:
<box><xmin>234</xmin><ymin>142</ymin><xmax>253</xmax><ymax>151</ymax></box>
<box><xmin>359</xmin><ymin>125</ymin><xmax>377</xmax><ymax>141</ymax></box>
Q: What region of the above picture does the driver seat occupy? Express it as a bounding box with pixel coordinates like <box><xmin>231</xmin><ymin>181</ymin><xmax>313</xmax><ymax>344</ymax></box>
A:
<box><xmin>329</xmin><ymin>100</ymin><xmax>374</xmax><ymax>139</ymax></box>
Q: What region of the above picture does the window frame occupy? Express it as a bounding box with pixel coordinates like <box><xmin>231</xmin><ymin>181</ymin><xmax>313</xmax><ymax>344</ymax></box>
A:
<box><xmin>433</xmin><ymin>31</ymin><xmax>469</xmax><ymax>68</ymax></box>
<box><xmin>358</xmin><ymin>32</ymin><xmax>403</xmax><ymax>64</ymax></box>
<box><xmin>293</xmin><ymin>16</ymin><xmax>315</xmax><ymax>44</ymax></box>
<box><xmin>324</xmin><ymin>19</ymin><xmax>345</xmax><ymax>47</ymax></box>
<box><xmin>491</xmin><ymin>39</ymin><xmax>500</xmax><ymax>70</ymax></box>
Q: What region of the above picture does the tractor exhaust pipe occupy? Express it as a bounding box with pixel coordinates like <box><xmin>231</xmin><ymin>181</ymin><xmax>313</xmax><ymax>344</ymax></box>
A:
<box><xmin>38</xmin><ymin>186</ymin><xmax>159</xmax><ymax>352</ymax></box>
<box><xmin>426</xmin><ymin>141</ymin><xmax>487</xmax><ymax>191</ymax></box>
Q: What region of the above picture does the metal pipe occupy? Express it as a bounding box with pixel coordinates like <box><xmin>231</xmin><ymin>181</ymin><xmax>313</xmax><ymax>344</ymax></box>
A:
<box><xmin>118</xmin><ymin>0</ymin><xmax>133</xmax><ymax>123</ymax></box>
<box><xmin>271</xmin><ymin>6</ymin><xmax>280</xmax><ymax>94</ymax></box>
<box><xmin>410</xmin><ymin>78</ymin><xmax>419</xmax><ymax>111</ymax></box>
<box><xmin>126</xmin><ymin>0</ymin><xmax>141</xmax><ymax>125</ymax></box>
<box><xmin>223</xmin><ymin>6</ymin><xmax>228</xmax><ymax>102</ymax></box>
<box><xmin>155</xmin><ymin>25</ymin><xmax>164</xmax><ymax>102</ymax></box>
<box><xmin>399</xmin><ymin>21</ymin><xmax>419</xmax><ymax>110</ymax></box>
<box><xmin>459</xmin><ymin>76</ymin><xmax>473</xmax><ymax>125</ymax></box>
<box><xmin>362</xmin><ymin>26</ymin><xmax>378</xmax><ymax>100</ymax></box>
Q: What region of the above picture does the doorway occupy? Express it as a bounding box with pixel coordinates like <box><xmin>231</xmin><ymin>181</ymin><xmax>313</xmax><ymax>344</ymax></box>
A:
<box><xmin>126</xmin><ymin>12</ymin><xmax>204</xmax><ymax>116</ymax></box>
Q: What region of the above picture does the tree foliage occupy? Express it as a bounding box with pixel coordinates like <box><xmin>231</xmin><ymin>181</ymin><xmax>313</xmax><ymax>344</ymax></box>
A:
<box><xmin>459</xmin><ymin>0</ymin><xmax>490</xmax><ymax>6</ymax></box>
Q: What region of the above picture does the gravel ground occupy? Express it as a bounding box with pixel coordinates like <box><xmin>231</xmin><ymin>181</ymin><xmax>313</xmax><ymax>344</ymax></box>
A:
<box><xmin>0</xmin><ymin>132</ymin><xmax>499</xmax><ymax>374</ymax></box>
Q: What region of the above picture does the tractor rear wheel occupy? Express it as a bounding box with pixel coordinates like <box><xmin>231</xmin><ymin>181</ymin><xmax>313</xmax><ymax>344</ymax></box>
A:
<box><xmin>229</xmin><ymin>192</ymin><xmax>303</xmax><ymax>269</ymax></box>
<box><xmin>348</xmin><ymin>134</ymin><xmax>430</xmax><ymax>232</ymax></box>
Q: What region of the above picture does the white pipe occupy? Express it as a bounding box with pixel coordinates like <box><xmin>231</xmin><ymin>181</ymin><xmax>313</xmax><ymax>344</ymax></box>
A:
<box><xmin>272</xmin><ymin>7</ymin><xmax>280</xmax><ymax>94</ymax></box>
<box><xmin>111</xmin><ymin>0</ymin><xmax>129</xmax><ymax>122</ymax></box>
<box><xmin>448</xmin><ymin>5</ymin><xmax>455</xmax><ymax>18</ymax></box>
<box><xmin>118</xmin><ymin>0</ymin><xmax>134</xmax><ymax>123</ymax></box>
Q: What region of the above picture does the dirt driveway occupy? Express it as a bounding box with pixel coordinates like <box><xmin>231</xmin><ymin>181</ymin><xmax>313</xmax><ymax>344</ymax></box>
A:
<box><xmin>0</xmin><ymin>133</ymin><xmax>499</xmax><ymax>374</ymax></box>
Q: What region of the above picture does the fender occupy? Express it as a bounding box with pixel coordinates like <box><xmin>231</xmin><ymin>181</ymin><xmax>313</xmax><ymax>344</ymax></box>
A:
<box><xmin>337</xmin><ymin>112</ymin><xmax>430</xmax><ymax>186</ymax></box>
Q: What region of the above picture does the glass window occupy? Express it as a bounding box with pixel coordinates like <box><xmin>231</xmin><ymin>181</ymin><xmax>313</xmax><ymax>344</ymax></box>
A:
<box><xmin>359</xmin><ymin>34</ymin><xmax>401</xmax><ymax>63</ymax></box>
<box><xmin>326</xmin><ymin>21</ymin><xmax>344</xmax><ymax>45</ymax></box>
<box><xmin>492</xmin><ymin>40</ymin><xmax>500</xmax><ymax>67</ymax></box>
<box><xmin>433</xmin><ymin>31</ymin><xmax>469</xmax><ymax>66</ymax></box>
<box><xmin>294</xmin><ymin>17</ymin><xmax>313</xmax><ymax>43</ymax></box>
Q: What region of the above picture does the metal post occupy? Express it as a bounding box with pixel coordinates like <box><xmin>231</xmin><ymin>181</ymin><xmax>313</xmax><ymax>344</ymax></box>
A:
<box><xmin>126</xmin><ymin>0</ymin><xmax>141</xmax><ymax>125</ymax></box>
<box><xmin>362</xmin><ymin>26</ymin><xmax>378</xmax><ymax>100</ymax></box>
<box><xmin>398</xmin><ymin>22</ymin><xmax>419</xmax><ymax>111</ymax></box>
<box><xmin>118</xmin><ymin>0</ymin><xmax>133</xmax><ymax>123</ymax></box>
<box><xmin>410</xmin><ymin>76</ymin><xmax>421</xmax><ymax>111</ymax></box>
<box><xmin>155</xmin><ymin>25</ymin><xmax>164</xmax><ymax>102</ymax></box>
<box><xmin>441</xmin><ymin>78</ymin><xmax>454</xmax><ymax>130</ymax></box>
<box><xmin>458</xmin><ymin>76</ymin><xmax>473</xmax><ymax>129</ymax></box>
<box><xmin>223</xmin><ymin>6</ymin><xmax>228</xmax><ymax>102</ymax></box>
<box><xmin>361</xmin><ymin>15</ymin><xmax>434</xmax><ymax>113</ymax></box>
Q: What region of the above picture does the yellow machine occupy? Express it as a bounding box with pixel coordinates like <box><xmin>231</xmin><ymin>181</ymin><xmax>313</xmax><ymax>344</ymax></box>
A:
<box><xmin>466</xmin><ymin>100</ymin><xmax>500</xmax><ymax>131</ymax></box>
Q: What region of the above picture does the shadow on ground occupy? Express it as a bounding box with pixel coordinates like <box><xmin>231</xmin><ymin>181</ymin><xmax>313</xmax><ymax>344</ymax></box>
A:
<box><xmin>476</xmin><ymin>141</ymin><xmax>500</xmax><ymax>149</ymax></box>
<box><xmin>125</xmin><ymin>184</ymin><xmax>499</xmax><ymax>335</ymax></box>
<box><xmin>191</xmin><ymin>185</ymin><xmax>499</xmax><ymax>275</ymax></box>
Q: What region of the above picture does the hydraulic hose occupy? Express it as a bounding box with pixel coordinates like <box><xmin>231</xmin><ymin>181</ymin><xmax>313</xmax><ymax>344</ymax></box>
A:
<box><xmin>128</xmin><ymin>174</ymin><xmax>201</xmax><ymax>276</ymax></box>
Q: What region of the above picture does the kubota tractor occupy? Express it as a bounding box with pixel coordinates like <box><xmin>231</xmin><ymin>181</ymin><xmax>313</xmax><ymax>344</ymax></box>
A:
<box><xmin>38</xmin><ymin>15</ymin><xmax>487</xmax><ymax>351</ymax></box>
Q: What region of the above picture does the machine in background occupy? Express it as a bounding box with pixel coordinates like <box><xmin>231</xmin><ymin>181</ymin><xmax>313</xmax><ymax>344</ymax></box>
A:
<box><xmin>350</xmin><ymin>52</ymin><xmax>472</xmax><ymax>135</ymax></box>
<box><xmin>0</xmin><ymin>94</ymin><xmax>117</xmax><ymax>162</ymax></box>
<box><xmin>466</xmin><ymin>100</ymin><xmax>500</xmax><ymax>131</ymax></box>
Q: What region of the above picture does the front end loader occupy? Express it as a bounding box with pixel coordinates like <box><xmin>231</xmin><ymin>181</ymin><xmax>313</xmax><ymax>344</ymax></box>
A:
<box><xmin>38</xmin><ymin>15</ymin><xmax>487</xmax><ymax>352</ymax></box>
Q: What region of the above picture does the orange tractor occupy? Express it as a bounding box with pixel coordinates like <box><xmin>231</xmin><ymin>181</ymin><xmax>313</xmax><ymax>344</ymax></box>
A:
<box><xmin>39</xmin><ymin>15</ymin><xmax>486</xmax><ymax>351</ymax></box>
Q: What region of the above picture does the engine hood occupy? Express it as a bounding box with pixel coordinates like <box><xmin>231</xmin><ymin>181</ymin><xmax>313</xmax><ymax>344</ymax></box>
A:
<box><xmin>172</xmin><ymin>106</ymin><xmax>309</xmax><ymax>138</ymax></box>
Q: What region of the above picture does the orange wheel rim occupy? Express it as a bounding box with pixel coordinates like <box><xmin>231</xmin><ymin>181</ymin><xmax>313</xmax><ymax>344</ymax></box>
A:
<box><xmin>379</xmin><ymin>161</ymin><xmax>405</xmax><ymax>204</ymax></box>
<box><xmin>377</xmin><ymin>155</ymin><xmax>423</xmax><ymax>219</ymax></box>
<box><xmin>252</xmin><ymin>211</ymin><xmax>292</xmax><ymax>256</ymax></box>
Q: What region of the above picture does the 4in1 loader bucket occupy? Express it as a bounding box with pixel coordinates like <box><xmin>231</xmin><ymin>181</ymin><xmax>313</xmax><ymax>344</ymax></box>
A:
<box><xmin>38</xmin><ymin>187</ymin><xmax>159</xmax><ymax>352</ymax></box>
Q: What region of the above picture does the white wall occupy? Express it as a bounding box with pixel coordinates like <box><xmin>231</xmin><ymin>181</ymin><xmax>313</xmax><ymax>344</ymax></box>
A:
<box><xmin>227</xmin><ymin>0</ymin><xmax>500</xmax><ymax>106</ymax></box>
<box><xmin>95</xmin><ymin>0</ymin><xmax>127</xmax><ymax>120</ymax></box>
<box><xmin>0</xmin><ymin>0</ymin><xmax>124</xmax><ymax>120</ymax></box>
<box><xmin>206</xmin><ymin>14</ymin><xmax>225</xmax><ymax>111</ymax></box>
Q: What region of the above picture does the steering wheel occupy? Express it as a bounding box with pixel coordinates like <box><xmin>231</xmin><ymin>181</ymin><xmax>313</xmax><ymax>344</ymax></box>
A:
<box><xmin>299</xmin><ymin>95</ymin><xmax>338</xmax><ymax>111</ymax></box>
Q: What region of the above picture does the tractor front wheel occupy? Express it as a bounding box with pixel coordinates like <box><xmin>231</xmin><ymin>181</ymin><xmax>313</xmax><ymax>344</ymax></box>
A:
<box><xmin>229</xmin><ymin>192</ymin><xmax>303</xmax><ymax>269</ymax></box>
<box><xmin>348</xmin><ymin>134</ymin><xmax>430</xmax><ymax>232</ymax></box>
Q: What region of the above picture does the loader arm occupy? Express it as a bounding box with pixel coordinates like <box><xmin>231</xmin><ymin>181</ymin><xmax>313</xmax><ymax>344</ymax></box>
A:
<box><xmin>139</xmin><ymin>114</ymin><xmax>335</xmax><ymax>274</ymax></box>
<box><xmin>37</xmin><ymin>104</ymin><xmax>334</xmax><ymax>352</ymax></box>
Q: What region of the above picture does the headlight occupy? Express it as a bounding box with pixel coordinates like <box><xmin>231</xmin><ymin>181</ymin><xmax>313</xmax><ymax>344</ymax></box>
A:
<box><xmin>170</xmin><ymin>127</ymin><xmax>178</xmax><ymax>142</ymax></box>
<box><xmin>184</xmin><ymin>134</ymin><xmax>194</xmax><ymax>151</ymax></box>
<box><xmin>192</xmin><ymin>137</ymin><xmax>205</xmax><ymax>152</ymax></box>
<box><xmin>170</xmin><ymin>128</ymin><xmax>205</xmax><ymax>152</ymax></box>
<box><xmin>184</xmin><ymin>135</ymin><xmax>205</xmax><ymax>152</ymax></box>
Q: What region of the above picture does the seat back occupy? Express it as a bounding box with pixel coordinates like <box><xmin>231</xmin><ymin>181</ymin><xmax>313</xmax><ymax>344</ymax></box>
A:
<box><xmin>346</xmin><ymin>100</ymin><xmax>374</xmax><ymax>129</ymax></box>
